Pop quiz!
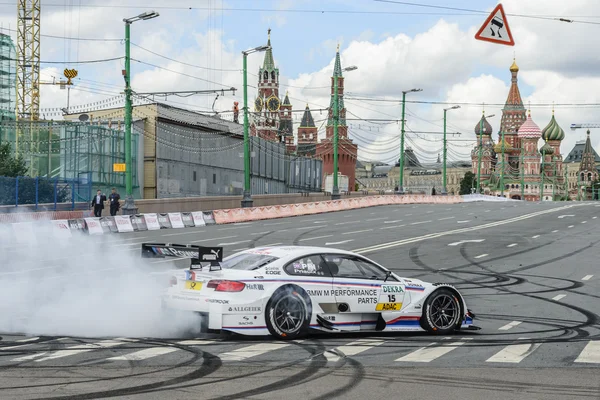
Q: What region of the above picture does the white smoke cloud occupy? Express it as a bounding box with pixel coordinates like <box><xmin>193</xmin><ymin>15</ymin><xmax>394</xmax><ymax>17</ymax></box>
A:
<box><xmin>0</xmin><ymin>221</ymin><xmax>202</xmax><ymax>338</ymax></box>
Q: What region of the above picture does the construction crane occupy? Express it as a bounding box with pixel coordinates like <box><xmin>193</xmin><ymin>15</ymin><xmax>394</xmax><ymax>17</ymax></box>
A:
<box><xmin>570</xmin><ymin>123</ymin><xmax>600</xmax><ymax>130</ymax></box>
<box><xmin>16</xmin><ymin>0</ymin><xmax>41</xmax><ymax>122</ymax></box>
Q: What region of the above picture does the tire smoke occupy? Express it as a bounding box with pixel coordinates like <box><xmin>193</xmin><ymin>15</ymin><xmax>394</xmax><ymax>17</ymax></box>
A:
<box><xmin>0</xmin><ymin>221</ymin><xmax>202</xmax><ymax>339</ymax></box>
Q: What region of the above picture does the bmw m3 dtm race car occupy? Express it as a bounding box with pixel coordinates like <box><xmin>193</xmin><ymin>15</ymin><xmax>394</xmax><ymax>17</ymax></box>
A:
<box><xmin>143</xmin><ymin>243</ymin><xmax>478</xmax><ymax>340</ymax></box>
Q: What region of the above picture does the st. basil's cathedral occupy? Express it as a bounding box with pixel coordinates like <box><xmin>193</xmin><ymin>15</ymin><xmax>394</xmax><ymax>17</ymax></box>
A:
<box><xmin>249</xmin><ymin>30</ymin><xmax>358</xmax><ymax>191</ymax></box>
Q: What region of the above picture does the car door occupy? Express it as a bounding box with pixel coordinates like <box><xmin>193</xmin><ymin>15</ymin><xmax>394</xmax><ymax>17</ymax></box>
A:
<box><xmin>324</xmin><ymin>253</ymin><xmax>405</xmax><ymax>315</ymax></box>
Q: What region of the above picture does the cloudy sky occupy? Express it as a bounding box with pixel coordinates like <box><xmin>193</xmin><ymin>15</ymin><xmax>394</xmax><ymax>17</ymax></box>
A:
<box><xmin>1</xmin><ymin>0</ymin><xmax>599</xmax><ymax>164</ymax></box>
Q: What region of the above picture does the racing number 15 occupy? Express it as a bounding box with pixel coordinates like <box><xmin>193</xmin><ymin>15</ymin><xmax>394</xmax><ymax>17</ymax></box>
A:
<box><xmin>388</xmin><ymin>295</ymin><xmax>396</xmax><ymax>302</ymax></box>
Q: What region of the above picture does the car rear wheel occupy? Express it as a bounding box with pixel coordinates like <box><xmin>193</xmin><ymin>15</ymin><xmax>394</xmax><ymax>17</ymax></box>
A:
<box><xmin>265</xmin><ymin>285</ymin><xmax>311</xmax><ymax>340</ymax></box>
<box><xmin>421</xmin><ymin>288</ymin><xmax>462</xmax><ymax>335</ymax></box>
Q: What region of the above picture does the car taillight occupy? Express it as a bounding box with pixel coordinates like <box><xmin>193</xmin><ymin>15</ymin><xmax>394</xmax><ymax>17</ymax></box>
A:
<box><xmin>169</xmin><ymin>276</ymin><xmax>177</xmax><ymax>287</ymax></box>
<box><xmin>207</xmin><ymin>280</ymin><xmax>245</xmax><ymax>292</ymax></box>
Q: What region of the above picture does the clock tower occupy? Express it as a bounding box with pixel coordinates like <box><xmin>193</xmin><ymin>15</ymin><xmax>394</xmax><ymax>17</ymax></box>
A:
<box><xmin>250</xmin><ymin>29</ymin><xmax>287</xmax><ymax>143</ymax></box>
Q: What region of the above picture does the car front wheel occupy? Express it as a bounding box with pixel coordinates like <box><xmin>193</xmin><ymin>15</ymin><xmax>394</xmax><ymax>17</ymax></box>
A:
<box><xmin>265</xmin><ymin>285</ymin><xmax>311</xmax><ymax>340</ymax></box>
<box><xmin>421</xmin><ymin>288</ymin><xmax>463</xmax><ymax>335</ymax></box>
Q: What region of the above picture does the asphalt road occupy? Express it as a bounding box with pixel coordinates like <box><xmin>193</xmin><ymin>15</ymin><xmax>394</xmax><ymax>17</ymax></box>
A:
<box><xmin>1</xmin><ymin>200</ymin><xmax>599</xmax><ymax>399</ymax></box>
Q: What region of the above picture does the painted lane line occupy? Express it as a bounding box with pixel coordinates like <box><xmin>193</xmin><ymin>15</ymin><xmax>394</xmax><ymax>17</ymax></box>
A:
<box><xmin>313</xmin><ymin>220</ymin><xmax>327</xmax><ymax>224</ymax></box>
<box><xmin>498</xmin><ymin>321</ymin><xmax>522</xmax><ymax>331</ymax></box>
<box><xmin>552</xmin><ymin>230</ymin><xmax>559</xmax><ymax>233</ymax></box>
<box><xmin>324</xmin><ymin>339</ymin><xmax>385</xmax><ymax>363</ymax></box>
<box><xmin>352</xmin><ymin>204</ymin><xmax>587</xmax><ymax>254</ymax></box>
<box><xmin>160</xmin><ymin>232</ymin><xmax>198</xmax><ymax>237</ymax></box>
<box><xmin>335</xmin><ymin>221</ymin><xmax>361</xmax><ymax>226</ymax></box>
<box><xmin>383</xmin><ymin>220</ymin><xmax>403</xmax><ymax>224</ymax></box>
<box><xmin>427</xmin><ymin>211</ymin><xmax>434</xmax><ymax>214</ymax></box>
<box><xmin>380</xmin><ymin>224</ymin><xmax>406</xmax><ymax>230</ymax></box>
<box><xmin>593</xmin><ymin>216</ymin><xmax>598</xmax><ymax>219</ymax></box>
<box><xmin>176</xmin><ymin>340</ymin><xmax>216</xmax><ymax>346</ymax></box>
<box><xmin>532</xmin><ymin>235</ymin><xmax>540</xmax><ymax>239</ymax></box>
<box><xmin>474</xmin><ymin>254</ymin><xmax>488</xmax><ymax>259</ymax></box>
<box><xmin>507</xmin><ymin>243</ymin><xmax>518</xmax><ymax>248</ymax></box>
<box><xmin>457</xmin><ymin>220</ymin><xmax>471</xmax><ymax>224</ymax></box>
<box><xmin>568</xmin><ymin>225</ymin><xmax>574</xmax><ymax>228</ymax></box>
<box><xmin>552</xmin><ymin>294</ymin><xmax>567</xmax><ymax>301</ymax></box>
<box><xmin>34</xmin><ymin>339</ymin><xmax>132</xmax><ymax>362</ymax></box>
<box><xmin>486</xmin><ymin>338</ymin><xmax>541</xmax><ymax>363</ymax></box>
<box><xmin>405</xmin><ymin>214</ymin><xmax>413</xmax><ymax>216</ymax></box>
<box><xmin>582</xmin><ymin>275</ymin><xmax>593</xmax><ymax>281</ymax></box>
<box><xmin>219</xmin><ymin>343</ymin><xmax>290</xmax><ymax>361</ymax></box>
<box><xmin>298</xmin><ymin>235</ymin><xmax>333</xmax><ymax>242</ymax></box>
<box><xmin>582</xmin><ymin>221</ymin><xmax>587</xmax><ymax>224</ymax></box>
<box><xmin>263</xmin><ymin>222</ymin><xmax>288</xmax><ymax>226</ymax></box>
<box><xmin>11</xmin><ymin>352</ymin><xmax>48</xmax><ymax>362</ymax></box>
<box><xmin>217</xmin><ymin>240</ymin><xmax>251</xmax><ymax>246</ymax></box>
<box><xmin>108</xmin><ymin>347</ymin><xmax>179</xmax><ymax>361</ymax></box>
<box><xmin>366</xmin><ymin>217</ymin><xmax>387</xmax><ymax>222</ymax></box>
<box><xmin>192</xmin><ymin>235</ymin><xmax>236</xmax><ymax>243</ymax></box>
<box><xmin>343</xmin><ymin>229</ymin><xmax>373</xmax><ymax>235</ymax></box>
<box><xmin>395</xmin><ymin>339</ymin><xmax>471</xmax><ymax>362</ymax></box>
<box><xmin>250</xmin><ymin>231</ymin><xmax>271</xmax><ymax>236</ymax></box>
<box><xmin>325</xmin><ymin>240</ymin><xmax>354</xmax><ymax>246</ymax></box>
<box><xmin>297</xmin><ymin>225</ymin><xmax>326</xmax><ymax>230</ymax></box>
<box><xmin>410</xmin><ymin>221</ymin><xmax>431</xmax><ymax>226</ymax></box>
<box><xmin>218</xmin><ymin>227</ymin><xmax>242</xmax><ymax>231</ymax></box>
<box><xmin>485</xmin><ymin>210</ymin><xmax>491</xmax><ymax>213</ymax></box>
<box><xmin>448</xmin><ymin>239</ymin><xmax>485</xmax><ymax>246</ymax></box>
<box><xmin>574</xmin><ymin>341</ymin><xmax>600</xmax><ymax>363</ymax></box>
<box><xmin>234</xmin><ymin>222</ymin><xmax>252</xmax><ymax>226</ymax></box>
<box><xmin>438</xmin><ymin>217</ymin><xmax>454</xmax><ymax>221</ymax></box>
<box><xmin>558</xmin><ymin>214</ymin><xmax>575</xmax><ymax>219</ymax></box>
<box><xmin>16</xmin><ymin>337</ymin><xmax>39</xmax><ymax>343</ymax></box>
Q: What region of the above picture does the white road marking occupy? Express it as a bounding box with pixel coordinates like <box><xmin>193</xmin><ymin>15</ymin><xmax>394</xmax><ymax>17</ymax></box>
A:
<box><xmin>219</xmin><ymin>343</ymin><xmax>290</xmax><ymax>361</ymax></box>
<box><xmin>342</xmin><ymin>229</ymin><xmax>373</xmax><ymax>235</ymax></box>
<box><xmin>160</xmin><ymin>232</ymin><xmax>196</xmax><ymax>237</ymax></box>
<box><xmin>474</xmin><ymin>254</ymin><xmax>488</xmax><ymax>259</ymax></box>
<box><xmin>427</xmin><ymin>211</ymin><xmax>434</xmax><ymax>214</ymax></box>
<box><xmin>299</xmin><ymin>235</ymin><xmax>333</xmax><ymax>242</ymax></box>
<box><xmin>324</xmin><ymin>339</ymin><xmax>385</xmax><ymax>362</ymax></box>
<box><xmin>384</xmin><ymin>220</ymin><xmax>403</xmax><ymax>224</ymax></box>
<box><xmin>485</xmin><ymin>210</ymin><xmax>491</xmax><ymax>213</ymax></box>
<box><xmin>11</xmin><ymin>352</ymin><xmax>48</xmax><ymax>362</ymax></box>
<box><xmin>498</xmin><ymin>321</ymin><xmax>522</xmax><ymax>331</ymax></box>
<box><xmin>366</xmin><ymin>217</ymin><xmax>386</xmax><ymax>222</ymax></box>
<box><xmin>410</xmin><ymin>221</ymin><xmax>431</xmax><ymax>226</ymax></box>
<box><xmin>507</xmin><ymin>243</ymin><xmax>518</xmax><ymax>247</ymax></box>
<box><xmin>176</xmin><ymin>340</ymin><xmax>216</xmax><ymax>346</ymax></box>
<box><xmin>448</xmin><ymin>239</ymin><xmax>485</xmax><ymax>246</ymax></box>
<box><xmin>568</xmin><ymin>225</ymin><xmax>574</xmax><ymax>228</ymax></box>
<box><xmin>34</xmin><ymin>339</ymin><xmax>131</xmax><ymax>362</ymax></box>
<box><xmin>405</xmin><ymin>214</ymin><xmax>413</xmax><ymax>216</ymax></box>
<box><xmin>263</xmin><ymin>222</ymin><xmax>288</xmax><ymax>226</ymax></box>
<box><xmin>217</xmin><ymin>240</ymin><xmax>251</xmax><ymax>246</ymax></box>
<box><xmin>396</xmin><ymin>339</ymin><xmax>471</xmax><ymax>362</ymax></box>
<box><xmin>438</xmin><ymin>217</ymin><xmax>454</xmax><ymax>221</ymax></box>
<box><xmin>582</xmin><ymin>275</ymin><xmax>593</xmax><ymax>281</ymax></box>
<box><xmin>593</xmin><ymin>216</ymin><xmax>598</xmax><ymax>219</ymax></box>
<box><xmin>262</xmin><ymin>243</ymin><xmax>283</xmax><ymax>247</ymax></box>
<box><xmin>552</xmin><ymin>230</ymin><xmax>559</xmax><ymax>233</ymax></box>
<box><xmin>313</xmin><ymin>220</ymin><xmax>327</xmax><ymax>224</ymax></box>
<box><xmin>552</xmin><ymin>294</ymin><xmax>566</xmax><ymax>301</ymax></box>
<box><xmin>574</xmin><ymin>341</ymin><xmax>600</xmax><ymax>363</ymax></box>
<box><xmin>1</xmin><ymin>339</ymin><xmax>40</xmax><ymax>351</ymax></box>
<box><xmin>380</xmin><ymin>224</ymin><xmax>406</xmax><ymax>230</ymax></box>
<box><xmin>119</xmin><ymin>236</ymin><xmax>149</xmax><ymax>242</ymax></box>
<box><xmin>457</xmin><ymin>220</ymin><xmax>471</xmax><ymax>224</ymax></box>
<box><xmin>468</xmin><ymin>212</ymin><xmax>474</xmax><ymax>215</ymax></box>
<box><xmin>335</xmin><ymin>221</ymin><xmax>361</xmax><ymax>226</ymax></box>
<box><xmin>234</xmin><ymin>222</ymin><xmax>252</xmax><ymax>226</ymax></box>
<box><xmin>558</xmin><ymin>215</ymin><xmax>575</xmax><ymax>219</ymax></box>
<box><xmin>17</xmin><ymin>337</ymin><xmax>39</xmax><ymax>343</ymax></box>
<box><xmin>297</xmin><ymin>225</ymin><xmax>326</xmax><ymax>230</ymax></box>
<box><xmin>325</xmin><ymin>240</ymin><xmax>354</xmax><ymax>246</ymax></box>
<box><xmin>108</xmin><ymin>347</ymin><xmax>179</xmax><ymax>361</ymax></box>
<box><xmin>582</xmin><ymin>221</ymin><xmax>587</xmax><ymax>224</ymax></box>
<box><xmin>250</xmin><ymin>231</ymin><xmax>271</xmax><ymax>236</ymax></box>
<box><xmin>486</xmin><ymin>338</ymin><xmax>541</xmax><ymax>363</ymax></box>
<box><xmin>532</xmin><ymin>235</ymin><xmax>540</xmax><ymax>239</ymax></box>
<box><xmin>218</xmin><ymin>227</ymin><xmax>242</xmax><ymax>231</ymax></box>
<box><xmin>193</xmin><ymin>235</ymin><xmax>236</xmax><ymax>243</ymax></box>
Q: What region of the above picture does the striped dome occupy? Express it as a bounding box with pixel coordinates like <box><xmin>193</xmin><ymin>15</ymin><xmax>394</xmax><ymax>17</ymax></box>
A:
<box><xmin>517</xmin><ymin>113</ymin><xmax>542</xmax><ymax>138</ymax></box>
<box><xmin>540</xmin><ymin>142</ymin><xmax>554</xmax><ymax>155</ymax></box>
<box><xmin>541</xmin><ymin>114</ymin><xmax>565</xmax><ymax>141</ymax></box>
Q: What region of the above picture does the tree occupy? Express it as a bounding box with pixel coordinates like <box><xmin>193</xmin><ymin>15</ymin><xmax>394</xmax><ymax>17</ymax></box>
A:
<box><xmin>0</xmin><ymin>143</ymin><xmax>27</xmax><ymax>177</ymax></box>
<box><xmin>459</xmin><ymin>171</ymin><xmax>476</xmax><ymax>195</ymax></box>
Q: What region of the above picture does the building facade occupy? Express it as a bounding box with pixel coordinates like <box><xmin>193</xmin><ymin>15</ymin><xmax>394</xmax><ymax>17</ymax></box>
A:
<box><xmin>472</xmin><ymin>59</ymin><xmax>566</xmax><ymax>201</ymax></box>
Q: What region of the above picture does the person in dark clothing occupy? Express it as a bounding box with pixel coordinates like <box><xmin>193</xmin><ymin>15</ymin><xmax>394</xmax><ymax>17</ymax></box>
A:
<box><xmin>91</xmin><ymin>189</ymin><xmax>106</xmax><ymax>217</ymax></box>
<box><xmin>108</xmin><ymin>187</ymin><xmax>121</xmax><ymax>216</ymax></box>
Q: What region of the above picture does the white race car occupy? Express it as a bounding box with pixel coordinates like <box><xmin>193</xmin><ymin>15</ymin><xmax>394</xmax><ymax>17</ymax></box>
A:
<box><xmin>144</xmin><ymin>243</ymin><xmax>478</xmax><ymax>339</ymax></box>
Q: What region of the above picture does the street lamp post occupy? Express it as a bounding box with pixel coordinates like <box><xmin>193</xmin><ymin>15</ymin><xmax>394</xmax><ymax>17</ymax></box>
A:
<box><xmin>442</xmin><ymin>105</ymin><xmax>460</xmax><ymax>195</ymax></box>
<box><xmin>331</xmin><ymin>65</ymin><xmax>357</xmax><ymax>200</ymax></box>
<box><xmin>397</xmin><ymin>88</ymin><xmax>422</xmax><ymax>195</ymax></box>
<box><xmin>240</xmin><ymin>45</ymin><xmax>270</xmax><ymax>208</ymax></box>
<box><xmin>476</xmin><ymin>113</ymin><xmax>495</xmax><ymax>194</ymax></box>
<box><xmin>122</xmin><ymin>10</ymin><xmax>159</xmax><ymax>215</ymax></box>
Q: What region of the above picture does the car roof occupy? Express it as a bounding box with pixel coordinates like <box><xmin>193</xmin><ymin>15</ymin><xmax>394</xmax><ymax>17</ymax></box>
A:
<box><xmin>237</xmin><ymin>245</ymin><xmax>358</xmax><ymax>260</ymax></box>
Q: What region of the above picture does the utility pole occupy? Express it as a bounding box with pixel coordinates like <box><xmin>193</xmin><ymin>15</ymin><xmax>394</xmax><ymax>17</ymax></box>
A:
<box><xmin>397</xmin><ymin>88</ymin><xmax>422</xmax><ymax>194</ymax></box>
<box><xmin>540</xmin><ymin>149</ymin><xmax>545</xmax><ymax>201</ymax></box>
<box><xmin>123</xmin><ymin>10</ymin><xmax>159</xmax><ymax>214</ymax></box>
<box><xmin>520</xmin><ymin>149</ymin><xmax>524</xmax><ymax>199</ymax></box>
<box><xmin>477</xmin><ymin>113</ymin><xmax>494</xmax><ymax>194</ymax></box>
<box><xmin>241</xmin><ymin>44</ymin><xmax>270</xmax><ymax>208</ymax></box>
<box><xmin>442</xmin><ymin>105</ymin><xmax>460</xmax><ymax>195</ymax></box>
<box><xmin>552</xmin><ymin>157</ymin><xmax>557</xmax><ymax>200</ymax></box>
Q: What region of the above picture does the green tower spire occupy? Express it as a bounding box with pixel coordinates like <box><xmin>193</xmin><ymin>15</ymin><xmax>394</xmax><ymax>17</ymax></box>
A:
<box><xmin>262</xmin><ymin>28</ymin><xmax>275</xmax><ymax>70</ymax></box>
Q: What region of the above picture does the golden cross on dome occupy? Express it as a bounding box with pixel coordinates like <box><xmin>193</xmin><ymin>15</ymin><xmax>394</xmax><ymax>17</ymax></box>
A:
<box><xmin>552</xmin><ymin>101</ymin><xmax>555</xmax><ymax>115</ymax></box>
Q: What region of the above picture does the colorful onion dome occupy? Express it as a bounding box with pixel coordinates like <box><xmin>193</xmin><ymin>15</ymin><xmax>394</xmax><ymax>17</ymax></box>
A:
<box><xmin>541</xmin><ymin>114</ymin><xmax>565</xmax><ymax>141</ymax></box>
<box><xmin>474</xmin><ymin>114</ymin><xmax>493</xmax><ymax>136</ymax></box>
<box><xmin>494</xmin><ymin>138</ymin><xmax>512</xmax><ymax>153</ymax></box>
<box><xmin>540</xmin><ymin>142</ymin><xmax>554</xmax><ymax>155</ymax></box>
<box><xmin>517</xmin><ymin>113</ymin><xmax>542</xmax><ymax>138</ymax></box>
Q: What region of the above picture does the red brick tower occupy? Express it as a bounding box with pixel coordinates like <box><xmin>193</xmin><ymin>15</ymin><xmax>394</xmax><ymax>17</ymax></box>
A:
<box><xmin>316</xmin><ymin>46</ymin><xmax>358</xmax><ymax>191</ymax></box>
<box><xmin>296</xmin><ymin>104</ymin><xmax>318</xmax><ymax>156</ymax></box>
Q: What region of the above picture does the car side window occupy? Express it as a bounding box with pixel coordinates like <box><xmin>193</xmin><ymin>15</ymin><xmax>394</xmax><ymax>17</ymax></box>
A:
<box><xmin>284</xmin><ymin>255</ymin><xmax>330</xmax><ymax>277</ymax></box>
<box><xmin>324</xmin><ymin>254</ymin><xmax>394</xmax><ymax>281</ymax></box>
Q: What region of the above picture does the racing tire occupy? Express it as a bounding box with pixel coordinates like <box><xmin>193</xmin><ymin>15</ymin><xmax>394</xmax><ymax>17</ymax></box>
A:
<box><xmin>265</xmin><ymin>285</ymin><xmax>312</xmax><ymax>340</ymax></box>
<box><xmin>421</xmin><ymin>288</ymin><xmax>463</xmax><ymax>335</ymax></box>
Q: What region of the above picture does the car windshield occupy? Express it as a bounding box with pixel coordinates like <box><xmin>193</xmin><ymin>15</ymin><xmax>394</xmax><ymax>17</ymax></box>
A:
<box><xmin>220</xmin><ymin>253</ymin><xmax>279</xmax><ymax>270</ymax></box>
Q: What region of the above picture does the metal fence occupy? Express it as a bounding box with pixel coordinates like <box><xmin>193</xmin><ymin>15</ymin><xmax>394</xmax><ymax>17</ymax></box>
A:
<box><xmin>0</xmin><ymin>175</ymin><xmax>92</xmax><ymax>210</ymax></box>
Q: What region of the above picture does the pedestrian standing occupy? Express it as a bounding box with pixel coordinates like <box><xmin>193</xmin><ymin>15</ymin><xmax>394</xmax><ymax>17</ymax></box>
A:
<box><xmin>108</xmin><ymin>187</ymin><xmax>121</xmax><ymax>216</ymax></box>
<box><xmin>91</xmin><ymin>189</ymin><xmax>107</xmax><ymax>217</ymax></box>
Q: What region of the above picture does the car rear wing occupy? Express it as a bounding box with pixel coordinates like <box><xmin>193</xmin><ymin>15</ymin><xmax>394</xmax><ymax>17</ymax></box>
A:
<box><xmin>141</xmin><ymin>243</ymin><xmax>224</xmax><ymax>270</ymax></box>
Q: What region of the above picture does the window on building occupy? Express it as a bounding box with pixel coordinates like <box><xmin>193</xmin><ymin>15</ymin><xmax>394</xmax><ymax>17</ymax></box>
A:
<box><xmin>271</xmin><ymin>71</ymin><xmax>275</xmax><ymax>80</ymax></box>
<box><xmin>213</xmin><ymin>173</ymin><xmax>216</xmax><ymax>184</ymax></box>
<box><xmin>193</xmin><ymin>171</ymin><xmax>197</xmax><ymax>182</ymax></box>
<box><xmin>263</xmin><ymin>71</ymin><xmax>268</xmax><ymax>80</ymax></box>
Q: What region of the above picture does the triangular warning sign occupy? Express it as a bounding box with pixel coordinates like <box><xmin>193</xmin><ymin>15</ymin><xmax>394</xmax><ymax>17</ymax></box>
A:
<box><xmin>475</xmin><ymin>3</ymin><xmax>515</xmax><ymax>46</ymax></box>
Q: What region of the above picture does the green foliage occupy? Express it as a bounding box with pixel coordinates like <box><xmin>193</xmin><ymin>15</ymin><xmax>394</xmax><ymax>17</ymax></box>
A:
<box><xmin>355</xmin><ymin>183</ymin><xmax>359</xmax><ymax>191</ymax></box>
<box><xmin>459</xmin><ymin>171</ymin><xmax>476</xmax><ymax>195</ymax></box>
<box><xmin>0</xmin><ymin>142</ymin><xmax>27</xmax><ymax>177</ymax></box>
